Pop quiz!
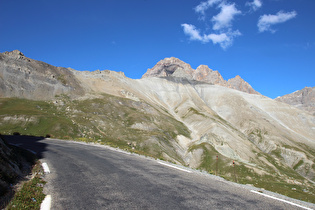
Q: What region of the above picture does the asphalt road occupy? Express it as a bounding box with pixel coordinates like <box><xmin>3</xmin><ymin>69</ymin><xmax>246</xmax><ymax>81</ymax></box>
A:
<box><xmin>5</xmin><ymin>136</ymin><xmax>315</xmax><ymax>209</ymax></box>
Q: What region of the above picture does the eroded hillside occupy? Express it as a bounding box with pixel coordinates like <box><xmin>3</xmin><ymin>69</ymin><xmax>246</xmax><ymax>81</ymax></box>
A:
<box><xmin>0</xmin><ymin>50</ymin><xmax>84</xmax><ymax>100</ymax></box>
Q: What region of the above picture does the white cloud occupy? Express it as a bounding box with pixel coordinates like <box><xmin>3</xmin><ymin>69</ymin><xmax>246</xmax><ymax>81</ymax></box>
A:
<box><xmin>181</xmin><ymin>23</ymin><xmax>241</xmax><ymax>49</ymax></box>
<box><xmin>194</xmin><ymin>0</ymin><xmax>221</xmax><ymax>18</ymax></box>
<box><xmin>258</xmin><ymin>10</ymin><xmax>297</xmax><ymax>33</ymax></box>
<box><xmin>246</xmin><ymin>0</ymin><xmax>262</xmax><ymax>12</ymax></box>
<box><xmin>205</xmin><ymin>33</ymin><xmax>228</xmax><ymax>44</ymax></box>
<box><xmin>204</xmin><ymin>30</ymin><xmax>241</xmax><ymax>49</ymax></box>
<box><xmin>212</xmin><ymin>3</ymin><xmax>242</xmax><ymax>30</ymax></box>
<box><xmin>181</xmin><ymin>24</ymin><xmax>203</xmax><ymax>41</ymax></box>
<box><xmin>182</xmin><ymin>1</ymin><xmax>242</xmax><ymax>49</ymax></box>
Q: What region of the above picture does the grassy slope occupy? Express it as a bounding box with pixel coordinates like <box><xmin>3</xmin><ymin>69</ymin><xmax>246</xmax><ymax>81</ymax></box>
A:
<box><xmin>0</xmin><ymin>96</ymin><xmax>190</xmax><ymax>163</ymax></box>
<box><xmin>6</xmin><ymin>161</ymin><xmax>46</xmax><ymax>210</ymax></box>
<box><xmin>189</xmin><ymin>143</ymin><xmax>315</xmax><ymax>203</ymax></box>
<box><xmin>0</xmin><ymin>98</ymin><xmax>79</xmax><ymax>138</ymax></box>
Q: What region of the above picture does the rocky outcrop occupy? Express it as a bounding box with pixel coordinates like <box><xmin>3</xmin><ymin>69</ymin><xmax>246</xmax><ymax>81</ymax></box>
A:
<box><xmin>142</xmin><ymin>57</ymin><xmax>260</xmax><ymax>95</ymax></box>
<box><xmin>142</xmin><ymin>57</ymin><xmax>194</xmax><ymax>79</ymax></box>
<box><xmin>0</xmin><ymin>50</ymin><xmax>85</xmax><ymax>100</ymax></box>
<box><xmin>2</xmin><ymin>50</ymin><xmax>27</xmax><ymax>59</ymax></box>
<box><xmin>227</xmin><ymin>75</ymin><xmax>260</xmax><ymax>95</ymax></box>
<box><xmin>275</xmin><ymin>87</ymin><xmax>315</xmax><ymax>115</ymax></box>
<box><xmin>193</xmin><ymin>65</ymin><xmax>226</xmax><ymax>85</ymax></box>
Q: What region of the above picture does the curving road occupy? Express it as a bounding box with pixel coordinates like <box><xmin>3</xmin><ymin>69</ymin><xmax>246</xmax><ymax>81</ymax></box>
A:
<box><xmin>6</xmin><ymin>136</ymin><xmax>314</xmax><ymax>210</ymax></box>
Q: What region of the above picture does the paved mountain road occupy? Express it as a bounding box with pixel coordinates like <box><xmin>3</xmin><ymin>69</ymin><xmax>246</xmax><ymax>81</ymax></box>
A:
<box><xmin>6</xmin><ymin>136</ymin><xmax>314</xmax><ymax>209</ymax></box>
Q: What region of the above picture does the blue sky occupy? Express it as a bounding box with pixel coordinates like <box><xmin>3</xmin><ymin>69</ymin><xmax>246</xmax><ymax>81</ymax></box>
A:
<box><xmin>0</xmin><ymin>0</ymin><xmax>314</xmax><ymax>98</ymax></box>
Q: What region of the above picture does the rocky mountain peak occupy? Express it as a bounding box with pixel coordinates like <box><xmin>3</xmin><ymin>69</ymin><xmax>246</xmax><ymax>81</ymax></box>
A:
<box><xmin>194</xmin><ymin>65</ymin><xmax>226</xmax><ymax>85</ymax></box>
<box><xmin>195</xmin><ymin>64</ymin><xmax>211</xmax><ymax>72</ymax></box>
<box><xmin>227</xmin><ymin>75</ymin><xmax>260</xmax><ymax>95</ymax></box>
<box><xmin>142</xmin><ymin>57</ymin><xmax>259</xmax><ymax>95</ymax></box>
<box><xmin>194</xmin><ymin>65</ymin><xmax>212</xmax><ymax>81</ymax></box>
<box><xmin>0</xmin><ymin>50</ymin><xmax>85</xmax><ymax>100</ymax></box>
<box><xmin>3</xmin><ymin>50</ymin><xmax>25</xmax><ymax>58</ymax></box>
<box><xmin>142</xmin><ymin>57</ymin><xmax>194</xmax><ymax>79</ymax></box>
<box><xmin>275</xmin><ymin>86</ymin><xmax>315</xmax><ymax>115</ymax></box>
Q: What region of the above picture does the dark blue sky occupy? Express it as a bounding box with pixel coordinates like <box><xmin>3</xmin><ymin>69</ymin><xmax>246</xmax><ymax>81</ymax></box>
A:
<box><xmin>1</xmin><ymin>0</ymin><xmax>314</xmax><ymax>98</ymax></box>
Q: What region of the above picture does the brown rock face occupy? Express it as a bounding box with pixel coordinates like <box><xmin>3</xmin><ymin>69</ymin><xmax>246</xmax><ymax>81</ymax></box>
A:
<box><xmin>275</xmin><ymin>87</ymin><xmax>315</xmax><ymax>115</ymax></box>
<box><xmin>0</xmin><ymin>50</ymin><xmax>85</xmax><ymax>100</ymax></box>
<box><xmin>227</xmin><ymin>75</ymin><xmax>260</xmax><ymax>95</ymax></box>
<box><xmin>3</xmin><ymin>50</ymin><xmax>25</xmax><ymax>57</ymax></box>
<box><xmin>193</xmin><ymin>65</ymin><xmax>226</xmax><ymax>86</ymax></box>
<box><xmin>142</xmin><ymin>57</ymin><xmax>194</xmax><ymax>79</ymax></box>
<box><xmin>142</xmin><ymin>57</ymin><xmax>260</xmax><ymax>95</ymax></box>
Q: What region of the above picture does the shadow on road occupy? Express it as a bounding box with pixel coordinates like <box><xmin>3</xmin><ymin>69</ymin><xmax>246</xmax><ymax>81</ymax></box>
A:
<box><xmin>2</xmin><ymin>134</ymin><xmax>48</xmax><ymax>159</ymax></box>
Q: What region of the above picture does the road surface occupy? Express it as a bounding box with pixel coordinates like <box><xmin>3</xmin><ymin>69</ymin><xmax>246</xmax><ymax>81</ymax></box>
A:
<box><xmin>5</xmin><ymin>135</ymin><xmax>315</xmax><ymax>209</ymax></box>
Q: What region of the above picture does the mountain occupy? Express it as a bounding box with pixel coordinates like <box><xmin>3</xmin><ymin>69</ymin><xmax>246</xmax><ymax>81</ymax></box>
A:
<box><xmin>0</xmin><ymin>50</ymin><xmax>84</xmax><ymax>100</ymax></box>
<box><xmin>1</xmin><ymin>50</ymin><xmax>315</xmax><ymax>202</ymax></box>
<box><xmin>142</xmin><ymin>57</ymin><xmax>260</xmax><ymax>95</ymax></box>
<box><xmin>275</xmin><ymin>87</ymin><xmax>315</xmax><ymax>116</ymax></box>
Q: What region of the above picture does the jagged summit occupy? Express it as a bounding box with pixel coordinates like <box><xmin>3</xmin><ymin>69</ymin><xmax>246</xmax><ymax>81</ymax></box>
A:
<box><xmin>3</xmin><ymin>49</ymin><xmax>24</xmax><ymax>56</ymax></box>
<box><xmin>142</xmin><ymin>57</ymin><xmax>194</xmax><ymax>79</ymax></box>
<box><xmin>227</xmin><ymin>75</ymin><xmax>259</xmax><ymax>95</ymax></box>
<box><xmin>3</xmin><ymin>50</ymin><xmax>25</xmax><ymax>58</ymax></box>
<box><xmin>142</xmin><ymin>57</ymin><xmax>260</xmax><ymax>95</ymax></box>
<box><xmin>193</xmin><ymin>65</ymin><xmax>225</xmax><ymax>85</ymax></box>
<box><xmin>276</xmin><ymin>86</ymin><xmax>315</xmax><ymax>115</ymax></box>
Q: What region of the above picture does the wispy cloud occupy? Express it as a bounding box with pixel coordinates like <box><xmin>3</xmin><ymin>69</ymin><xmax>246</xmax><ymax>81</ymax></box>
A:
<box><xmin>181</xmin><ymin>24</ymin><xmax>203</xmax><ymax>41</ymax></box>
<box><xmin>183</xmin><ymin>0</ymin><xmax>297</xmax><ymax>49</ymax></box>
<box><xmin>183</xmin><ymin>1</ymin><xmax>242</xmax><ymax>49</ymax></box>
<box><xmin>181</xmin><ymin>23</ymin><xmax>241</xmax><ymax>49</ymax></box>
<box><xmin>246</xmin><ymin>0</ymin><xmax>262</xmax><ymax>12</ymax></box>
<box><xmin>194</xmin><ymin>0</ymin><xmax>221</xmax><ymax>19</ymax></box>
<box><xmin>205</xmin><ymin>30</ymin><xmax>242</xmax><ymax>49</ymax></box>
<box><xmin>212</xmin><ymin>3</ymin><xmax>242</xmax><ymax>30</ymax></box>
<box><xmin>258</xmin><ymin>11</ymin><xmax>297</xmax><ymax>33</ymax></box>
